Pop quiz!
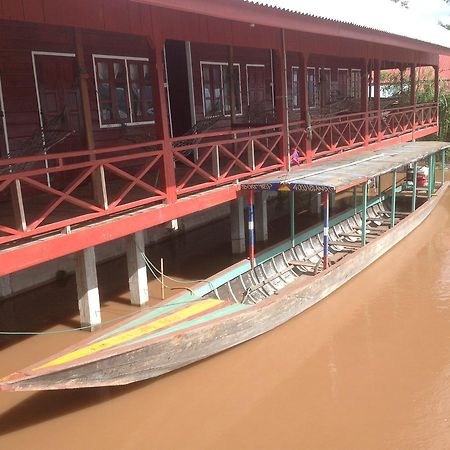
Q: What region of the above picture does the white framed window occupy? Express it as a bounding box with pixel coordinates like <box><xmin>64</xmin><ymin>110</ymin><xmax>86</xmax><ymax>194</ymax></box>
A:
<box><xmin>292</xmin><ymin>66</ymin><xmax>300</xmax><ymax>110</ymax></box>
<box><xmin>319</xmin><ymin>68</ymin><xmax>332</xmax><ymax>104</ymax></box>
<box><xmin>337</xmin><ymin>68</ymin><xmax>349</xmax><ymax>98</ymax></box>
<box><xmin>93</xmin><ymin>54</ymin><xmax>154</xmax><ymax>128</ymax></box>
<box><xmin>307</xmin><ymin>67</ymin><xmax>316</xmax><ymax>108</ymax></box>
<box><xmin>350</xmin><ymin>69</ymin><xmax>362</xmax><ymax>99</ymax></box>
<box><xmin>200</xmin><ymin>62</ymin><xmax>242</xmax><ymax>118</ymax></box>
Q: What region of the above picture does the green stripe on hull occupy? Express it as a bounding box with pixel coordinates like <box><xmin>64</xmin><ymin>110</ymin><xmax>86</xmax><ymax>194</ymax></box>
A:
<box><xmin>115</xmin><ymin>303</ymin><xmax>250</xmax><ymax>350</ymax></box>
<box><xmin>95</xmin><ymin>297</ymin><xmax>200</xmax><ymax>342</ymax></box>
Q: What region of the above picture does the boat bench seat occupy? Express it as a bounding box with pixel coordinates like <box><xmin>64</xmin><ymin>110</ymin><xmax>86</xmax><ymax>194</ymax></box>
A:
<box><xmin>289</xmin><ymin>259</ymin><xmax>322</xmax><ymax>274</ymax></box>
<box><xmin>329</xmin><ymin>240</ymin><xmax>361</xmax><ymax>248</ymax></box>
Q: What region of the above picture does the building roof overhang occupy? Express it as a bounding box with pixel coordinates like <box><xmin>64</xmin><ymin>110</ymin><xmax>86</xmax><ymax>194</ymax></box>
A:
<box><xmin>240</xmin><ymin>142</ymin><xmax>450</xmax><ymax>193</ymax></box>
<box><xmin>133</xmin><ymin>0</ymin><xmax>450</xmax><ymax>56</ymax></box>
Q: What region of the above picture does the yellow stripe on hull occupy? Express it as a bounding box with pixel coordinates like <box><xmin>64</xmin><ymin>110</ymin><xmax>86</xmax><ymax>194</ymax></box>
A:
<box><xmin>34</xmin><ymin>299</ymin><xmax>223</xmax><ymax>371</ymax></box>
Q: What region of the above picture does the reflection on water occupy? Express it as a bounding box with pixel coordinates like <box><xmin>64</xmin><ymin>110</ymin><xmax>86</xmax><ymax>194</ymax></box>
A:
<box><xmin>0</xmin><ymin>188</ymin><xmax>449</xmax><ymax>450</ymax></box>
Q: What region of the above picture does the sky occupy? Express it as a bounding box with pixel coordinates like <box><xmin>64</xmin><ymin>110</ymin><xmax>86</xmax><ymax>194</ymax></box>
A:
<box><xmin>408</xmin><ymin>0</ymin><xmax>450</xmax><ymax>24</ymax></box>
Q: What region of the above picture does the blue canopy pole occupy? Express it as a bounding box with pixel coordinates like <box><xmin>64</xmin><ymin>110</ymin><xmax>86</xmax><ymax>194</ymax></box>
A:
<box><xmin>323</xmin><ymin>191</ymin><xmax>329</xmax><ymax>270</ymax></box>
<box><xmin>248</xmin><ymin>191</ymin><xmax>255</xmax><ymax>270</ymax></box>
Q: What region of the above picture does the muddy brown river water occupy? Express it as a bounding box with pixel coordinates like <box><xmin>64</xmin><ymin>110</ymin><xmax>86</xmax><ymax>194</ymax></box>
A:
<box><xmin>0</xmin><ymin>187</ymin><xmax>449</xmax><ymax>450</ymax></box>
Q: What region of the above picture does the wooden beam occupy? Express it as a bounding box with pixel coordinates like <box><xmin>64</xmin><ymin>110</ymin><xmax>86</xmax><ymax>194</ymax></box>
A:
<box><xmin>0</xmin><ymin>184</ymin><xmax>240</xmax><ymax>277</ymax></box>
<box><xmin>150</xmin><ymin>37</ymin><xmax>177</xmax><ymax>204</ymax></box>
<box><xmin>74</xmin><ymin>29</ymin><xmax>108</xmax><ymax>210</ymax></box>
<box><xmin>273</xmin><ymin>29</ymin><xmax>290</xmax><ymax>171</ymax></box>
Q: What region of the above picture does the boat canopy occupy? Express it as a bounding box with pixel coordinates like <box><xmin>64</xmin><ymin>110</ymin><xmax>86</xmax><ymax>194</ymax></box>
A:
<box><xmin>240</xmin><ymin>142</ymin><xmax>449</xmax><ymax>193</ymax></box>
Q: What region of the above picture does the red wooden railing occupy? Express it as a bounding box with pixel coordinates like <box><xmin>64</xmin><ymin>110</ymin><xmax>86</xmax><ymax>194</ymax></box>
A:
<box><xmin>0</xmin><ymin>141</ymin><xmax>166</xmax><ymax>244</ymax></box>
<box><xmin>289</xmin><ymin>103</ymin><xmax>438</xmax><ymax>163</ymax></box>
<box><xmin>0</xmin><ymin>103</ymin><xmax>438</xmax><ymax>245</ymax></box>
<box><xmin>171</xmin><ymin>124</ymin><xmax>285</xmax><ymax>196</ymax></box>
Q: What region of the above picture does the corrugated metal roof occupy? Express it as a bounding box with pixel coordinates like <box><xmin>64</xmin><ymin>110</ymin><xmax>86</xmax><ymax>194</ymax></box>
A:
<box><xmin>240</xmin><ymin>142</ymin><xmax>450</xmax><ymax>193</ymax></box>
<box><xmin>244</xmin><ymin>0</ymin><xmax>450</xmax><ymax>50</ymax></box>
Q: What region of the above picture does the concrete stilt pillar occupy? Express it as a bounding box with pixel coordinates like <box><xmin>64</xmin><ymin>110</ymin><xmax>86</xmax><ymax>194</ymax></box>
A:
<box><xmin>167</xmin><ymin>219</ymin><xmax>179</xmax><ymax>232</ymax></box>
<box><xmin>127</xmin><ymin>231</ymin><xmax>149</xmax><ymax>306</ymax></box>
<box><xmin>255</xmin><ymin>191</ymin><xmax>268</xmax><ymax>243</ymax></box>
<box><xmin>231</xmin><ymin>196</ymin><xmax>246</xmax><ymax>254</ymax></box>
<box><xmin>75</xmin><ymin>247</ymin><xmax>101</xmax><ymax>330</ymax></box>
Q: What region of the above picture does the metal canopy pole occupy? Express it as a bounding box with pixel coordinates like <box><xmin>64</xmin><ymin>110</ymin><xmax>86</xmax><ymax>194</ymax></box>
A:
<box><xmin>427</xmin><ymin>155</ymin><xmax>433</xmax><ymax>199</ymax></box>
<box><xmin>290</xmin><ymin>191</ymin><xmax>295</xmax><ymax>248</ymax></box>
<box><xmin>362</xmin><ymin>182</ymin><xmax>368</xmax><ymax>246</ymax></box>
<box><xmin>390</xmin><ymin>171</ymin><xmax>397</xmax><ymax>229</ymax></box>
<box><xmin>431</xmin><ymin>153</ymin><xmax>437</xmax><ymax>192</ymax></box>
<box><xmin>248</xmin><ymin>191</ymin><xmax>255</xmax><ymax>270</ymax></box>
<box><xmin>322</xmin><ymin>191</ymin><xmax>329</xmax><ymax>270</ymax></box>
<box><xmin>443</xmin><ymin>150</ymin><xmax>446</xmax><ymax>186</ymax></box>
<box><xmin>412</xmin><ymin>162</ymin><xmax>418</xmax><ymax>212</ymax></box>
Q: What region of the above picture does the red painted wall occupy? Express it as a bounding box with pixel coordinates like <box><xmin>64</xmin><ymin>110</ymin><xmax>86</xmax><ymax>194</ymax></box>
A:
<box><xmin>0</xmin><ymin>20</ymin><xmax>155</xmax><ymax>154</ymax></box>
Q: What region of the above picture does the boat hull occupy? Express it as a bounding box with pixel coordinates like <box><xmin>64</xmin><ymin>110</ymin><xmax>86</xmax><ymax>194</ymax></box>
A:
<box><xmin>1</xmin><ymin>182</ymin><xmax>447</xmax><ymax>391</ymax></box>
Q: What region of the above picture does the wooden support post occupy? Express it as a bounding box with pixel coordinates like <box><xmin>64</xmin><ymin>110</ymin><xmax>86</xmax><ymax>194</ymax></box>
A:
<box><xmin>255</xmin><ymin>191</ymin><xmax>268</xmax><ymax>243</ymax></box>
<box><xmin>374</xmin><ymin>59</ymin><xmax>381</xmax><ymax>142</ymax></box>
<box><xmin>274</xmin><ymin>29</ymin><xmax>290</xmax><ymax>171</ymax></box>
<box><xmin>228</xmin><ymin>46</ymin><xmax>237</xmax><ymax>126</ymax></box>
<box><xmin>400</xmin><ymin>66</ymin><xmax>404</xmax><ymax>95</ymax></box>
<box><xmin>150</xmin><ymin>37</ymin><xmax>177</xmax><ymax>204</ymax></box>
<box><xmin>360</xmin><ymin>60</ymin><xmax>369</xmax><ymax>146</ymax></box>
<box><xmin>75</xmin><ymin>247</ymin><xmax>101</xmax><ymax>330</ymax></box>
<box><xmin>10</xmin><ymin>179</ymin><xmax>27</xmax><ymax>232</ymax></box>
<box><xmin>231</xmin><ymin>196</ymin><xmax>246</xmax><ymax>254</ymax></box>
<box><xmin>289</xmin><ymin>191</ymin><xmax>295</xmax><ymax>248</ymax></box>
<box><xmin>299</xmin><ymin>53</ymin><xmax>312</xmax><ymax>163</ymax></box>
<box><xmin>248</xmin><ymin>191</ymin><xmax>255</xmax><ymax>269</ymax></box>
<box><xmin>322</xmin><ymin>191</ymin><xmax>329</xmax><ymax>270</ymax></box>
<box><xmin>390</xmin><ymin>171</ymin><xmax>397</xmax><ymax>229</ymax></box>
<box><xmin>412</xmin><ymin>162</ymin><xmax>418</xmax><ymax>212</ymax></box>
<box><xmin>248</xmin><ymin>139</ymin><xmax>256</xmax><ymax>170</ymax></box>
<box><xmin>212</xmin><ymin>145</ymin><xmax>220</xmax><ymax>178</ymax></box>
<box><xmin>361</xmin><ymin>182</ymin><xmax>368</xmax><ymax>247</ymax></box>
<box><xmin>353</xmin><ymin>186</ymin><xmax>358</xmax><ymax>214</ymax></box>
<box><xmin>434</xmin><ymin>65</ymin><xmax>439</xmax><ymax>103</ymax></box>
<box><xmin>126</xmin><ymin>231</ymin><xmax>149</xmax><ymax>306</ymax></box>
<box><xmin>411</xmin><ymin>64</ymin><xmax>417</xmax><ymax>140</ymax></box>
<box><xmin>74</xmin><ymin>29</ymin><xmax>108</xmax><ymax>210</ymax></box>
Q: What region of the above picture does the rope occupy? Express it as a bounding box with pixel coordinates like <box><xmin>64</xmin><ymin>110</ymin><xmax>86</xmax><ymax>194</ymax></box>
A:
<box><xmin>0</xmin><ymin>249</ymin><xmax>215</xmax><ymax>336</ymax></box>
<box><xmin>138</xmin><ymin>246</ymin><xmax>216</xmax><ymax>293</ymax></box>
<box><xmin>0</xmin><ymin>297</ymin><xmax>205</xmax><ymax>336</ymax></box>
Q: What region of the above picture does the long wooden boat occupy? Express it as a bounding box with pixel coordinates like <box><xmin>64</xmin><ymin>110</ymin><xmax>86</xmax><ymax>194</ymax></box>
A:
<box><xmin>0</xmin><ymin>181</ymin><xmax>447</xmax><ymax>391</ymax></box>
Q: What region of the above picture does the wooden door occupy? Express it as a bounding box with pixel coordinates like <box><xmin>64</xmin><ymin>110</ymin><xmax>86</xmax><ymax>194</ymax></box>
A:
<box><xmin>35</xmin><ymin>54</ymin><xmax>84</xmax><ymax>152</ymax></box>
<box><xmin>247</xmin><ymin>65</ymin><xmax>266</xmax><ymax>123</ymax></box>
